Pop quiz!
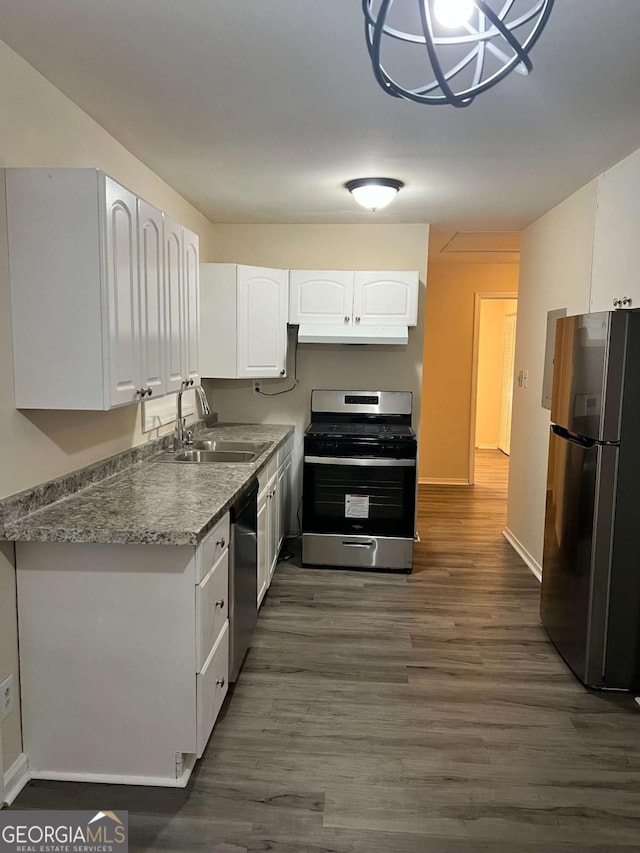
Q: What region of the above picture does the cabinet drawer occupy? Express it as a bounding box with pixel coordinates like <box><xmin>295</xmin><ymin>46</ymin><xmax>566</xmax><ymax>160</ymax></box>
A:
<box><xmin>196</xmin><ymin>549</ymin><xmax>229</xmax><ymax>671</ymax></box>
<box><xmin>197</xmin><ymin>513</ymin><xmax>230</xmax><ymax>582</ymax></box>
<box><xmin>197</xmin><ymin>620</ymin><xmax>229</xmax><ymax>758</ymax></box>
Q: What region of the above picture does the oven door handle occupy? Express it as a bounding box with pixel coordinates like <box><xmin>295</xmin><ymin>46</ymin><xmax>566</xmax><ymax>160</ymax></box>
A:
<box><xmin>304</xmin><ymin>456</ymin><xmax>416</xmax><ymax>467</ymax></box>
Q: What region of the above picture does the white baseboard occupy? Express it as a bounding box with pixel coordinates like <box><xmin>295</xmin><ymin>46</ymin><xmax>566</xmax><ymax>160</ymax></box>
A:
<box><xmin>503</xmin><ymin>527</ymin><xmax>542</xmax><ymax>582</ymax></box>
<box><xmin>3</xmin><ymin>753</ymin><xmax>29</xmax><ymax>805</ymax></box>
<box><xmin>419</xmin><ymin>477</ymin><xmax>470</xmax><ymax>486</ymax></box>
<box><xmin>28</xmin><ymin>764</ymin><xmax>194</xmax><ymax>788</ymax></box>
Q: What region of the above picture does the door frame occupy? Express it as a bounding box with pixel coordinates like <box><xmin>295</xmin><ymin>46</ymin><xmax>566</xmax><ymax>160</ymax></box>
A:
<box><xmin>468</xmin><ymin>292</ymin><xmax>518</xmax><ymax>485</ymax></box>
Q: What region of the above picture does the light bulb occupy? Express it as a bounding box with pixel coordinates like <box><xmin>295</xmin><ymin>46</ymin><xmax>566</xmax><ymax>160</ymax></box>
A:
<box><xmin>433</xmin><ymin>0</ymin><xmax>475</xmax><ymax>29</ymax></box>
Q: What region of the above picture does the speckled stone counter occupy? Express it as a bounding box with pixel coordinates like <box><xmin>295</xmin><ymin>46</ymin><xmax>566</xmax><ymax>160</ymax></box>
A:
<box><xmin>3</xmin><ymin>424</ymin><xmax>294</xmax><ymax>546</ymax></box>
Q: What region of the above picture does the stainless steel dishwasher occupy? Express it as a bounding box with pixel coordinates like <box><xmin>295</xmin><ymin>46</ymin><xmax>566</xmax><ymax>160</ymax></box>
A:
<box><xmin>229</xmin><ymin>478</ymin><xmax>258</xmax><ymax>681</ymax></box>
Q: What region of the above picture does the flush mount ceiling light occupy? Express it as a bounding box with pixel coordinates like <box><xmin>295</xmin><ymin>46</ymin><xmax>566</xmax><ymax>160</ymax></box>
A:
<box><xmin>362</xmin><ymin>0</ymin><xmax>554</xmax><ymax>107</ymax></box>
<box><xmin>345</xmin><ymin>177</ymin><xmax>404</xmax><ymax>211</ymax></box>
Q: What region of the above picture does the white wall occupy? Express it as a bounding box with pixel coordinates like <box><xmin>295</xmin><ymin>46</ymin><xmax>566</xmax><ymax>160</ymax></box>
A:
<box><xmin>505</xmin><ymin>180</ymin><xmax>597</xmax><ymax>574</ymax></box>
<box><xmin>0</xmin><ymin>40</ymin><xmax>215</xmax><ymax>780</ymax></box>
<box><xmin>203</xmin><ymin>224</ymin><xmax>430</xmax><ymax>529</ymax></box>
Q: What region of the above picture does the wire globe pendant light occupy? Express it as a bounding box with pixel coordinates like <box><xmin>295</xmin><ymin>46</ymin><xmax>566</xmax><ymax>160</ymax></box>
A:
<box><xmin>362</xmin><ymin>0</ymin><xmax>554</xmax><ymax>107</ymax></box>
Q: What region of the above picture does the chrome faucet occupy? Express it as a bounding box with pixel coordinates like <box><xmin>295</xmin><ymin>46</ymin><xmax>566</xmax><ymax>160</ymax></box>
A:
<box><xmin>174</xmin><ymin>383</ymin><xmax>193</xmax><ymax>450</ymax></box>
<box><xmin>174</xmin><ymin>381</ymin><xmax>212</xmax><ymax>450</ymax></box>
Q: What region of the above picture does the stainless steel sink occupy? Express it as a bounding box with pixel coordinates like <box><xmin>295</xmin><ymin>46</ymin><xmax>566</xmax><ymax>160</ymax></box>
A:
<box><xmin>161</xmin><ymin>449</ymin><xmax>258</xmax><ymax>463</ymax></box>
<box><xmin>190</xmin><ymin>439</ymin><xmax>271</xmax><ymax>455</ymax></box>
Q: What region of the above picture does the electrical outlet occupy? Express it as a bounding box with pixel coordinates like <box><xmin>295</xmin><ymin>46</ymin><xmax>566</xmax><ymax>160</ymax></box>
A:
<box><xmin>0</xmin><ymin>674</ymin><xmax>14</xmax><ymax>721</ymax></box>
<box><xmin>253</xmin><ymin>380</ymin><xmax>261</xmax><ymax>394</ymax></box>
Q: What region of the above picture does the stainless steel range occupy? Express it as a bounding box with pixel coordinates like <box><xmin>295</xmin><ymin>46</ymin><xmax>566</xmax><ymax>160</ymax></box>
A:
<box><xmin>302</xmin><ymin>390</ymin><xmax>417</xmax><ymax>572</ymax></box>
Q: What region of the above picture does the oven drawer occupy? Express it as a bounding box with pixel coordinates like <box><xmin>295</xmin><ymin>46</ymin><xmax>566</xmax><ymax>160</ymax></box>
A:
<box><xmin>302</xmin><ymin>533</ymin><xmax>413</xmax><ymax>571</ymax></box>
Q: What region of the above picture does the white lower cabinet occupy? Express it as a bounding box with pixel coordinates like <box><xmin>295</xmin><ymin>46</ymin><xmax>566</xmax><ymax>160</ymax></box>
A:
<box><xmin>16</xmin><ymin>512</ymin><xmax>230</xmax><ymax>787</ymax></box>
<box><xmin>197</xmin><ymin>621</ymin><xmax>229</xmax><ymax>758</ymax></box>
<box><xmin>257</xmin><ymin>487</ymin><xmax>269</xmax><ymax>607</ymax></box>
<box><xmin>257</xmin><ymin>455</ymin><xmax>277</xmax><ymax>607</ymax></box>
<box><xmin>257</xmin><ymin>435</ymin><xmax>294</xmax><ymax>606</ymax></box>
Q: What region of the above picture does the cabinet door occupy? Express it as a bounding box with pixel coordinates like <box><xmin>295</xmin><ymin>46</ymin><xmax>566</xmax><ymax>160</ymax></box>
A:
<box><xmin>105</xmin><ymin>178</ymin><xmax>140</xmax><ymax>407</ymax></box>
<box><xmin>289</xmin><ymin>270</ymin><xmax>354</xmax><ymax>325</ymax></box>
<box><xmin>183</xmin><ymin>227</ymin><xmax>200</xmax><ymax>386</ymax></box>
<box><xmin>164</xmin><ymin>215</ymin><xmax>185</xmax><ymax>393</ymax></box>
<box><xmin>257</xmin><ymin>492</ymin><xmax>269</xmax><ymax>607</ymax></box>
<box><xmin>196</xmin><ymin>621</ymin><xmax>229</xmax><ymax>758</ymax></box>
<box><xmin>137</xmin><ymin>200</ymin><xmax>166</xmax><ymax>399</ymax></box>
<box><xmin>590</xmin><ymin>150</ymin><xmax>640</xmax><ymax>313</ymax></box>
<box><xmin>277</xmin><ymin>460</ymin><xmax>288</xmax><ymax>551</ymax></box>
<box><xmin>268</xmin><ymin>476</ymin><xmax>279</xmax><ymax>582</ymax></box>
<box><xmin>237</xmin><ymin>266</ymin><xmax>288</xmax><ymax>378</ymax></box>
<box><xmin>280</xmin><ymin>453</ymin><xmax>292</xmax><ymax>546</ymax></box>
<box><xmin>353</xmin><ymin>271</ymin><xmax>419</xmax><ymax>327</ymax></box>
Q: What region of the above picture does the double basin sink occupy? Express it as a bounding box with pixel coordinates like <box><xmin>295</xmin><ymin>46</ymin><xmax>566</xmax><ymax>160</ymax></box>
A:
<box><xmin>161</xmin><ymin>439</ymin><xmax>271</xmax><ymax>464</ymax></box>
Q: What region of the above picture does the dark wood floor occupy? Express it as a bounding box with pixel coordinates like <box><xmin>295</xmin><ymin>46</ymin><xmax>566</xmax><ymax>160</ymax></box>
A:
<box><xmin>13</xmin><ymin>451</ymin><xmax>640</xmax><ymax>851</ymax></box>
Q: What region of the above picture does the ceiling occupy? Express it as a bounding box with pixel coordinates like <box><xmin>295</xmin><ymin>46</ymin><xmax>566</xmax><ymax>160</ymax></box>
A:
<box><xmin>0</xmin><ymin>1</ymin><xmax>639</xmax><ymax>232</ymax></box>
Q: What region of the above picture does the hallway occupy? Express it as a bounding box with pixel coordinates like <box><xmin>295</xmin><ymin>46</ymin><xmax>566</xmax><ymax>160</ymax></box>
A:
<box><xmin>13</xmin><ymin>451</ymin><xmax>640</xmax><ymax>851</ymax></box>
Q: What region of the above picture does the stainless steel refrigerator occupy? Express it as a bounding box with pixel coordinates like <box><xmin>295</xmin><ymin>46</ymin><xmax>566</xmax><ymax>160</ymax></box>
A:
<box><xmin>541</xmin><ymin>309</ymin><xmax>640</xmax><ymax>690</ymax></box>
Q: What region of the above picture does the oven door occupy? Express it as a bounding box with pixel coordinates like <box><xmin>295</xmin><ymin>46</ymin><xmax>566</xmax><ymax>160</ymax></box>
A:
<box><xmin>302</xmin><ymin>455</ymin><xmax>416</xmax><ymax>538</ymax></box>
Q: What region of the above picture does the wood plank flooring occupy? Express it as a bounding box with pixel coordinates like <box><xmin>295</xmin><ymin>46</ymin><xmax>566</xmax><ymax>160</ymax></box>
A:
<box><xmin>12</xmin><ymin>450</ymin><xmax>640</xmax><ymax>851</ymax></box>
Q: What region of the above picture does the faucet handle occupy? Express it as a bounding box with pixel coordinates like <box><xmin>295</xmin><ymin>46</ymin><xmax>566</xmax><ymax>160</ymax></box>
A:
<box><xmin>184</xmin><ymin>425</ymin><xmax>194</xmax><ymax>445</ymax></box>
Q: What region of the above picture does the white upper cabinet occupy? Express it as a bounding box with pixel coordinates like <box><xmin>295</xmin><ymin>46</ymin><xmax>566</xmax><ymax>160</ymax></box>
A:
<box><xmin>164</xmin><ymin>214</ymin><xmax>186</xmax><ymax>394</ymax></box>
<box><xmin>5</xmin><ymin>168</ymin><xmax>199</xmax><ymax>409</ymax></box>
<box><xmin>590</xmin><ymin>148</ymin><xmax>640</xmax><ymax>313</ymax></box>
<box><xmin>199</xmin><ymin>264</ymin><xmax>289</xmax><ymax>379</ymax></box>
<box><xmin>289</xmin><ymin>271</ymin><xmax>354</xmax><ymax>324</ymax></box>
<box><xmin>353</xmin><ymin>271</ymin><xmax>419</xmax><ymax>326</ymax></box>
<box><xmin>289</xmin><ymin>269</ymin><xmax>419</xmax><ymax>327</ymax></box>
<box><xmin>183</xmin><ymin>227</ymin><xmax>200</xmax><ymax>387</ymax></box>
<box><xmin>137</xmin><ymin>198</ymin><xmax>166</xmax><ymax>400</ymax></box>
<box><xmin>105</xmin><ymin>178</ymin><xmax>140</xmax><ymax>407</ymax></box>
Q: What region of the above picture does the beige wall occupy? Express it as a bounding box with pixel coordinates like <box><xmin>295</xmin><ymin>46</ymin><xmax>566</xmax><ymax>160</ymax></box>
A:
<box><xmin>475</xmin><ymin>299</ymin><xmax>517</xmax><ymax>448</ymax></box>
<box><xmin>0</xmin><ymin>40</ymin><xmax>216</xmax><ymax>780</ymax></box>
<box><xmin>203</xmin><ymin>223</ymin><xmax>430</xmax><ymax>525</ymax></box>
<box><xmin>419</xmin><ymin>263</ymin><xmax>519</xmax><ymax>483</ymax></box>
<box><xmin>505</xmin><ymin>181</ymin><xmax>597</xmax><ymax>573</ymax></box>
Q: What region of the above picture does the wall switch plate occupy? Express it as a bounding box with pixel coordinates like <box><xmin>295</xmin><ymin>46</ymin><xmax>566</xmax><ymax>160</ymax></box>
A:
<box><xmin>0</xmin><ymin>674</ymin><xmax>14</xmax><ymax>721</ymax></box>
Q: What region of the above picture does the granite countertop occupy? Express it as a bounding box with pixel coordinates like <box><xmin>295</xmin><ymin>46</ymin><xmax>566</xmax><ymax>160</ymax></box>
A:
<box><xmin>3</xmin><ymin>424</ymin><xmax>294</xmax><ymax>546</ymax></box>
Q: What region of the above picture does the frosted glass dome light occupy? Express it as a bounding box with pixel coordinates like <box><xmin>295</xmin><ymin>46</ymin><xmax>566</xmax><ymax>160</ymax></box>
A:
<box><xmin>345</xmin><ymin>178</ymin><xmax>404</xmax><ymax>212</ymax></box>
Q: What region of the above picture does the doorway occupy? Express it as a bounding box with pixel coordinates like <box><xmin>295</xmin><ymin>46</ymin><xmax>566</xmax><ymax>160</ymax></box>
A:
<box><xmin>469</xmin><ymin>293</ymin><xmax>518</xmax><ymax>485</ymax></box>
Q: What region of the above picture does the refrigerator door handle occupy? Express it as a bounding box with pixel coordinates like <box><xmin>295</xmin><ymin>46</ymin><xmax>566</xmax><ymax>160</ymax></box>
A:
<box><xmin>551</xmin><ymin>423</ymin><xmax>596</xmax><ymax>449</ymax></box>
